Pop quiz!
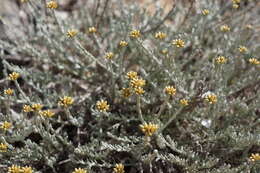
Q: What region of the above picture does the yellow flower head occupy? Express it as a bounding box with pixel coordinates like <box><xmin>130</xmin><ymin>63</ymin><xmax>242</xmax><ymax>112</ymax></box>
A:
<box><xmin>203</xmin><ymin>93</ymin><xmax>217</xmax><ymax>104</ymax></box>
<box><xmin>220</xmin><ymin>25</ymin><xmax>231</xmax><ymax>32</ymax></box>
<box><xmin>21</xmin><ymin>166</ymin><xmax>33</xmax><ymax>173</ymax></box>
<box><xmin>113</xmin><ymin>163</ymin><xmax>125</xmax><ymax>173</ymax></box>
<box><xmin>46</xmin><ymin>1</ymin><xmax>58</xmax><ymax>9</ymax></box>
<box><xmin>4</xmin><ymin>88</ymin><xmax>14</xmax><ymax>96</ymax></box>
<box><xmin>31</xmin><ymin>103</ymin><xmax>43</xmax><ymax>112</ymax></box>
<box><xmin>161</xmin><ymin>49</ymin><xmax>168</xmax><ymax>55</ymax></box>
<box><xmin>215</xmin><ymin>56</ymin><xmax>227</xmax><ymax>64</ymax></box>
<box><xmin>130</xmin><ymin>77</ymin><xmax>146</xmax><ymax>88</ymax></box>
<box><xmin>96</xmin><ymin>100</ymin><xmax>110</xmax><ymax>112</ymax></box>
<box><xmin>0</xmin><ymin>143</ymin><xmax>8</xmax><ymax>152</ymax></box>
<box><xmin>134</xmin><ymin>87</ymin><xmax>145</xmax><ymax>95</ymax></box>
<box><xmin>250</xmin><ymin>153</ymin><xmax>260</xmax><ymax>162</ymax></box>
<box><xmin>180</xmin><ymin>99</ymin><xmax>189</xmax><ymax>106</ymax></box>
<box><xmin>8</xmin><ymin>72</ymin><xmax>20</xmax><ymax>81</ymax></box>
<box><xmin>119</xmin><ymin>40</ymin><xmax>128</xmax><ymax>47</ymax></box>
<box><xmin>121</xmin><ymin>88</ymin><xmax>132</xmax><ymax>98</ymax></box>
<box><xmin>202</xmin><ymin>9</ymin><xmax>210</xmax><ymax>15</ymax></box>
<box><xmin>164</xmin><ymin>86</ymin><xmax>176</xmax><ymax>96</ymax></box>
<box><xmin>105</xmin><ymin>52</ymin><xmax>114</xmax><ymax>60</ymax></box>
<box><xmin>20</xmin><ymin>0</ymin><xmax>29</xmax><ymax>3</ymax></box>
<box><xmin>232</xmin><ymin>0</ymin><xmax>240</xmax><ymax>3</ymax></box>
<box><xmin>23</xmin><ymin>105</ymin><xmax>33</xmax><ymax>113</ymax></box>
<box><xmin>130</xmin><ymin>30</ymin><xmax>141</xmax><ymax>38</ymax></box>
<box><xmin>172</xmin><ymin>39</ymin><xmax>185</xmax><ymax>48</ymax></box>
<box><xmin>155</xmin><ymin>32</ymin><xmax>167</xmax><ymax>40</ymax></box>
<box><xmin>58</xmin><ymin>96</ymin><xmax>74</xmax><ymax>108</ymax></box>
<box><xmin>238</xmin><ymin>46</ymin><xmax>248</xmax><ymax>53</ymax></box>
<box><xmin>245</xmin><ymin>24</ymin><xmax>253</xmax><ymax>30</ymax></box>
<box><xmin>0</xmin><ymin>121</ymin><xmax>12</xmax><ymax>131</ymax></box>
<box><xmin>8</xmin><ymin>165</ymin><xmax>22</xmax><ymax>173</ymax></box>
<box><xmin>88</xmin><ymin>27</ymin><xmax>97</xmax><ymax>34</ymax></box>
<box><xmin>140</xmin><ymin>122</ymin><xmax>159</xmax><ymax>136</ymax></box>
<box><xmin>126</xmin><ymin>71</ymin><xmax>138</xmax><ymax>80</ymax></box>
<box><xmin>248</xmin><ymin>58</ymin><xmax>260</xmax><ymax>65</ymax></box>
<box><xmin>39</xmin><ymin>110</ymin><xmax>55</xmax><ymax>118</ymax></box>
<box><xmin>67</xmin><ymin>29</ymin><xmax>78</xmax><ymax>38</ymax></box>
<box><xmin>233</xmin><ymin>3</ymin><xmax>239</xmax><ymax>9</ymax></box>
<box><xmin>72</xmin><ymin>168</ymin><xmax>87</xmax><ymax>173</ymax></box>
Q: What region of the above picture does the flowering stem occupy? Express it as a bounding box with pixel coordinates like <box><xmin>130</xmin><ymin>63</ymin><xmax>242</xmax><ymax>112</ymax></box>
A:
<box><xmin>14</xmin><ymin>80</ymin><xmax>30</xmax><ymax>103</ymax></box>
<box><xmin>137</xmin><ymin>95</ymin><xmax>145</xmax><ymax>123</ymax></box>
<box><xmin>156</xmin><ymin>96</ymin><xmax>170</xmax><ymax>118</ymax></box>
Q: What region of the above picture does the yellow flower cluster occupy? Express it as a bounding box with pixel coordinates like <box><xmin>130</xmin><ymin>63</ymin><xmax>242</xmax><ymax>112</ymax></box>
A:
<box><xmin>46</xmin><ymin>1</ymin><xmax>58</xmax><ymax>9</ymax></box>
<box><xmin>8</xmin><ymin>165</ymin><xmax>33</xmax><ymax>173</ymax></box>
<box><xmin>172</xmin><ymin>39</ymin><xmax>185</xmax><ymax>48</ymax></box>
<box><xmin>105</xmin><ymin>52</ymin><xmax>114</xmax><ymax>60</ymax></box>
<box><xmin>250</xmin><ymin>153</ymin><xmax>260</xmax><ymax>162</ymax></box>
<box><xmin>88</xmin><ymin>27</ymin><xmax>97</xmax><ymax>34</ymax></box>
<box><xmin>96</xmin><ymin>99</ymin><xmax>110</xmax><ymax>112</ymax></box>
<box><xmin>123</xmin><ymin>71</ymin><xmax>146</xmax><ymax>96</ymax></box>
<box><xmin>220</xmin><ymin>25</ymin><xmax>231</xmax><ymax>32</ymax></box>
<box><xmin>204</xmin><ymin>94</ymin><xmax>217</xmax><ymax>104</ymax></box>
<box><xmin>140</xmin><ymin>122</ymin><xmax>159</xmax><ymax>136</ymax></box>
<box><xmin>164</xmin><ymin>86</ymin><xmax>176</xmax><ymax>96</ymax></box>
<box><xmin>238</xmin><ymin>46</ymin><xmax>248</xmax><ymax>53</ymax></box>
<box><xmin>202</xmin><ymin>9</ymin><xmax>209</xmax><ymax>15</ymax></box>
<box><xmin>180</xmin><ymin>99</ymin><xmax>189</xmax><ymax>106</ymax></box>
<box><xmin>248</xmin><ymin>58</ymin><xmax>260</xmax><ymax>65</ymax></box>
<box><xmin>4</xmin><ymin>88</ymin><xmax>14</xmax><ymax>96</ymax></box>
<box><xmin>126</xmin><ymin>71</ymin><xmax>138</xmax><ymax>80</ymax></box>
<box><xmin>23</xmin><ymin>104</ymin><xmax>43</xmax><ymax>112</ymax></box>
<box><xmin>121</xmin><ymin>88</ymin><xmax>132</xmax><ymax>98</ymax></box>
<box><xmin>0</xmin><ymin>143</ymin><xmax>8</xmax><ymax>152</ymax></box>
<box><xmin>155</xmin><ymin>32</ymin><xmax>167</xmax><ymax>40</ymax></box>
<box><xmin>119</xmin><ymin>40</ymin><xmax>128</xmax><ymax>47</ymax></box>
<box><xmin>232</xmin><ymin>0</ymin><xmax>240</xmax><ymax>9</ymax></box>
<box><xmin>113</xmin><ymin>163</ymin><xmax>125</xmax><ymax>173</ymax></box>
<box><xmin>215</xmin><ymin>56</ymin><xmax>227</xmax><ymax>64</ymax></box>
<box><xmin>0</xmin><ymin>121</ymin><xmax>12</xmax><ymax>131</ymax></box>
<box><xmin>58</xmin><ymin>96</ymin><xmax>74</xmax><ymax>108</ymax></box>
<box><xmin>72</xmin><ymin>168</ymin><xmax>87</xmax><ymax>173</ymax></box>
<box><xmin>39</xmin><ymin>110</ymin><xmax>55</xmax><ymax>118</ymax></box>
<box><xmin>8</xmin><ymin>72</ymin><xmax>20</xmax><ymax>81</ymax></box>
<box><xmin>67</xmin><ymin>29</ymin><xmax>78</xmax><ymax>38</ymax></box>
<box><xmin>130</xmin><ymin>29</ymin><xmax>141</xmax><ymax>38</ymax></box>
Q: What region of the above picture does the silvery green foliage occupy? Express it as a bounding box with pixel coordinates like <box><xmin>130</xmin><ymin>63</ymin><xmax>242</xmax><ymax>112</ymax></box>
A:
<box><xmin>0</xmin><ymin>0</ymin><xmax>260</xmax><ymax>172</ymax></box>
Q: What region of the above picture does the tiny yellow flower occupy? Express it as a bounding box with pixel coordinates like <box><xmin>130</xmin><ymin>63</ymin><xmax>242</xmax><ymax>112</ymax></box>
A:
<box><xmin>8</xmin><ymin>165</ymin><xmax>22</xmax><ymax>173</ymax></box>
<box><xmin>113</xmin><ymin>163</ymin><xmax>125</xmax><ymax>173</ymax></box>
<box><xmin>233</xmin><ymin>3</ymin><xmax>239</xmax><ymax>9</ymax></box>
<box><xmin>245</xmin><ymin>24</ymin><xmax>253</xmax><ymax>30</ymax></box>
<box><xmin>250</xmin><ymin>153</ymin><xmax>260</xmax><ymax>162</ymax></box>
<box><xmin>202</xmin><ymin>9</ymin><xmax>209</xmax><ymax>15</ymax></box>
<box><xmin>161</xmin><ymin>49</ymin><xmax>168</xmax><ymax>55</ymax></box>
<box><xmin>130</xmin><ymin>77</ymin><xmax>146</xmax><ymax>88</ymax></box>
<box><xmin>96</xmin><ymin>100</ymin><xmax>110</xmax><ymax>112</ymax></box>
<box><xmin>121</xmin><ymin>88</ymin><xmax>132</xmax><ymax>98</ymax></box>
<box><xmin>46</xmin><ymin>1</ymin><xmax>58</xmax><ymax>9</ymax></box>
<box><xmin>0</xmin><ymin>121</ymin><xmax>12</xmax><ymax>131</ymax></box>
<box><xmin>31</xmin><ymin>103</ymin><xmax>43</xmax><ymax>112</ymax></box>
<box><xmin>164</xmin><ymin>86</ymin><xmax>176</xmax><ymax>96</ymax></box>
<box><xmin>0</xmin><ymin>143</ymin><xmax>8</xmax><ymax>152</ymax></box>
<box><xmin>155</xmin><ymin>32</ymin><xmax>167</xmax><ymax>40</ymax></box>
<box><xmin>249</xmin><ymin>58</ymin><xmax>260</xmax><ymax>65</ymax></box>
<box><xmin>134</xmin><ymin>87</ymin><xmax>145</xmax><ymax>95</ymax></box>
<box><xmin>21</xmin><ymin>166</ymin><xmax>33</xmax><ymax>173</ymax></box>
<box><xmin>172</xmin><ymin>39</ymin><xmax>185</xmax><ymax>48</ymax></box>
<box><xmin>204</xmin><ymin>93</ymin><xmax>217</xmax><ymax>104</ymax></box>
<box><xmin>180</xmin><ymin>99</ymin><xmax>189</xmax><ymax>106</ymax></box>
<box><xmin>220</xmin><ymin>25</ymin><xmax>231</xmax><ymax>32</ymax></box>
<box><xmin>238</xmin><ymin>46</ymin><xmax>248</xmax><ymax>53</ymax></box>
<box><xmin>58</xmin><ymin>96</ymin><xmax>74</xmax><ymax>108</ymax></box>
<box><xmin>140</xmin><ymin>122</ymin><xmax>159</xmax><ymax>136</ymax></box>
<box><xmin>215</xmin><ymin>56</ymin><xmax>227</xmax><ymax>64</ymax></box>
<box><xmin>8</xmin><ymin>72</ymin><xmax>20</xmax><ymax>81</ymax></box>
<box><xmin>39</xmin><ymin>110</ymin><xmax>55</xmax><ymax>118</ymax></box>
<box><xmin>88</xmin><ymin>27</ymin><xmax>97</xmax><ymax>34</ymax></box>
<box><xmin>72</xmin><ymin>168</ymin><xmax>87</xmax><ymax>173</ymax></box>
<box><xmin>67</xmin><ymin>29</ymin><xmax>78</xmax><ymax>38</ymax></box>
<box><xmin>105</xmin><ymin>52</ymin><xmax>114</xmax><ymax>60</ymax></box>
<box><xmin>130</xmin><ymin>29</ymin><xmax>141</xmax><ymax>38</ymax></box>
<box><xmin>119</xmin><ymin>40</ymin><xmax>128</xmax><ymax>47</ymax></box>
<box><xmin>4</xmin><ymin>88</ymin><xmax>14</xmax><ymax>96</ymax></box>
<box><xmin>23</xmin><ymin>105</ymin><xmax>33</xmax><ymax>113</ymax></box>
<box><xmin>126</xmin><ymin>71</ymin><xmax>138</xmax><ymax>80</ymax></box>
